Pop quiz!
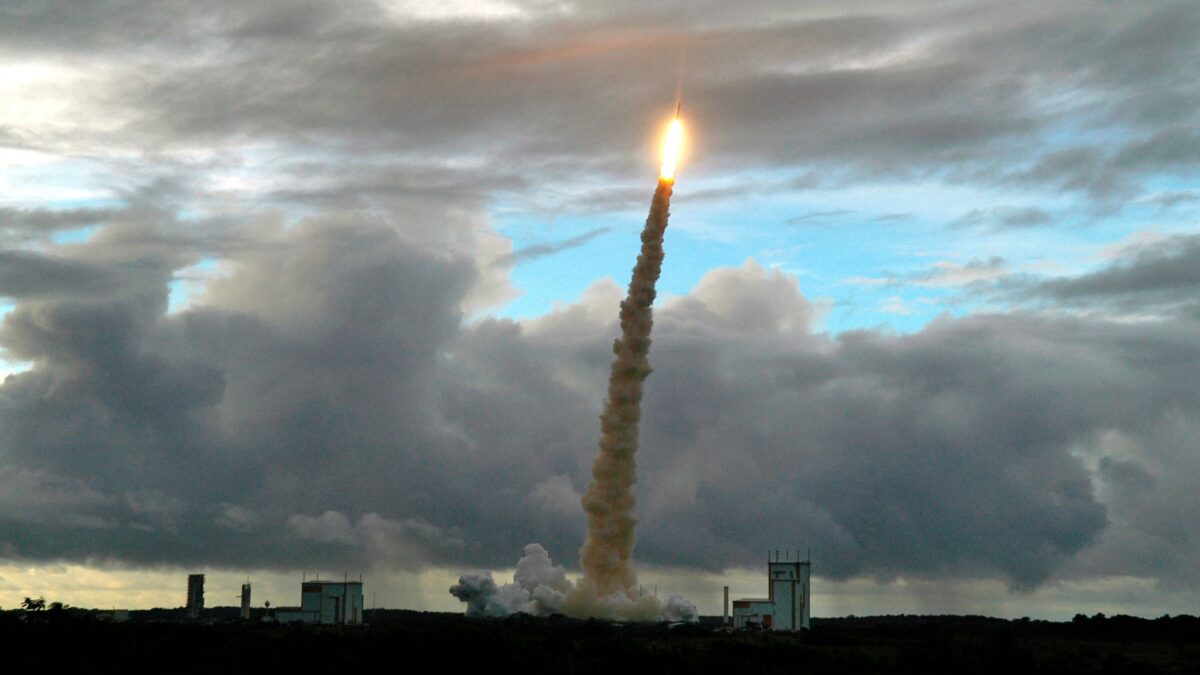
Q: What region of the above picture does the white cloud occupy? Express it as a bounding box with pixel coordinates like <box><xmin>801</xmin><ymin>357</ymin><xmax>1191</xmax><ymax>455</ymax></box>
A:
<box><xmin>879</xmin><ymin>295</ymin><xmax>914</xmax><ymax>315</ymax></box>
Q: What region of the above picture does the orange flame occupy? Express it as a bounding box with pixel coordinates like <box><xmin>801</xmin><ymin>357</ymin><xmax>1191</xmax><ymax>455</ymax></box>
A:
<box><xmin>659</xmin><ymin>117</ymin><xmax>684</xmax><ymax>182</ymax></box>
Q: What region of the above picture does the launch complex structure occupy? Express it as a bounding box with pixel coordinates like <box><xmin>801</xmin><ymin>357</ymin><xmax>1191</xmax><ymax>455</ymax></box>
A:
<box><xmin>726</xmin><ymin>553</ymin><xmax>812</xmax><ymax>631</ymax></box>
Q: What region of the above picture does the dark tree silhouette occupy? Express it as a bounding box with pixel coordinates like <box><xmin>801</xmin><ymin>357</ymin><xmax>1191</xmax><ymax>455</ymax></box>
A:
<box><xmin>21</xmin><ymin>597</ymin><xmax>46</xmax><ymax>612</ymax></box>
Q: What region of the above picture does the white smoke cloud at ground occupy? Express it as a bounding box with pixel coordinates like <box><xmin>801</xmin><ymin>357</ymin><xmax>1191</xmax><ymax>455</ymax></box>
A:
<box><xmin>449</xmin><ymin>543</ymin><xmax>697</xmax><ymax>622</ymax></box>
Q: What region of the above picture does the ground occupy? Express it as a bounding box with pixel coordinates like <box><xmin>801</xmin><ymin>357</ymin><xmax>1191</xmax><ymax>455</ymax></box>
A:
<box><xmin>4</xmin><ymin>609</ymin><xmax>1198</xmax><ymax>673</ymax></box>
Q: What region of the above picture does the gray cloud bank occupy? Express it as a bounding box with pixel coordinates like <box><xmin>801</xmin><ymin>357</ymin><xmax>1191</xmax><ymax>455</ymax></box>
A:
<box><xmin>1028</xmin><ymin>234</ymin><xmax>1200</xmax><ymax>315</ymax></box>
<box><xmin>2</xmin><ymin>228</ymin><xmax>1199</xmax><ymax>590</ymax></box>
<box><xmin>494</xmin><ymin>227</ymin><xmax>611</xmax><ymax>266</ymax></box>
<box><xmin>2</xmin><ymin>1</ymin><xmax>1197</xmax><ymax>212</ymax></box>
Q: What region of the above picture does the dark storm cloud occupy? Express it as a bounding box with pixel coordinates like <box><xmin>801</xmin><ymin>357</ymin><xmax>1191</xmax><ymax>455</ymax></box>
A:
<box><xmin>494</xmin><ymin>227</ymin><xmax>611</xmax><ymax>266</ymax></box>
<box><xmin>1023</xmin><ymin>234</ymin><xmax>1200</xmax><ymax>314</ymax></box>
<box><xmin>674</xmin><ymin>276</ymin><xmax>1197</xmax><ymax>586</ymax></box>
<box><xmin>1079</xmin><ymin>1</ymin><xmax>1200</xmax><ymax>128</ymax></box>
<box><xmin>6</xmin><ymin>230</ymin><xmax>1199</xmax><ymax>591</ymax></box>
<box><xmin>1001</xmin><ymin>132</ymin><xmax>1199</xmax><ymax>208</ymax></box>
<box><xmin>0</xmin><ymin>251</ymin><xmax>121</xmax><ymax>299</ymax></box>
<box><xmin>1145</xmin><ymin>191</ymin><xmax>1199</xmax><ymax>210</ymax></box>
<box><xmin>0</xmin><ymin>0</ymin><xmax>355</xmax><ymax>56</ymax></box>
<box><xmin>1113</xmin><ymin>127</ymin><xmax>1200</xmax><ymax>171</ymax></box>
<box><xmin>265</xmin><ymin>161</ymin><xmax>527</xmax><ymax>209</ymax></box>
<box><xmin>5</xmin><ymin>1</ymin><xmax>1194</xmax><ymax>211</ymax></box>
<box><xmin>0</xmin><ymin>206</ymin><xmax>116</xmax><ymax>244</ymax></box>
<box><xmin>0</xmin><ymin>215</ymin><xmax>477</xmax><ymax>568</ymax></box>
<box><xmin>951</xmin><ymin>206</ymin><xmax>1053</xmax><ymax>230</ymax></box>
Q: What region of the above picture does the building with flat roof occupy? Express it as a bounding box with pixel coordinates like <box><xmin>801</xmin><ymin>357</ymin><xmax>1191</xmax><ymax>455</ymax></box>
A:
<box><xmin>732</xmin><ymin>557</ymin><xmax>810</xmax><ymax>631</ymax></box>
<box><xmin>240</xmin><ymin>583</ymin><xmax>252</xmax><ymax>620</ymax></box>
<box><xmin>186</xmin><ymin>574</ymin><xmax>205</xmax><ymax>620</ymax></box>
<box><xmin>276</xmin><ymin>578</ymin><xmax>364</xmax><ymax>625</ymax></box>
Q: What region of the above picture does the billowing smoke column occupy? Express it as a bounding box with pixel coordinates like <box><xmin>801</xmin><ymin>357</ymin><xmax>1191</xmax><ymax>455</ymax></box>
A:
<box><xmin>451</xmin><ymin>112</ymin><xmax>694</xmax><ymax>622</ymax></box>
<box><xmin>577</xmin><ymin>153</ymin><xmax>676</xmax><ymax>599</ymax></box>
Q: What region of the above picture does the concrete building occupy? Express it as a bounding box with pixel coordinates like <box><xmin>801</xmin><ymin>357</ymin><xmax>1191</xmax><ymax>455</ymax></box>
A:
<box><xmin>240</xmin><ymin>583</ymin><xmax>252</xmax><ymax>620</ymax></box>
<box><xmin>732</xmin><ymin>557</ymin><xmax>810</xmax><ymax>631</ymax></box>
<box><xmin>276</xmin><ymin>578</ymin><xmax>364</xmax><ymax>625</ymax></box>
<box><xmin>186</xmin><ymin>574</ymin><xmax>205</xmax><ymax>620</ymax></box>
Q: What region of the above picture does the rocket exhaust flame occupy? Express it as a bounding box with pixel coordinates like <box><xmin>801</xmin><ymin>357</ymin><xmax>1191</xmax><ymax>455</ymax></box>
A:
<box><xmin>578</xmin><ymin>112</ymin><xmax>682</xmax><ymax>599</ymax></box>
<box><xmin>659</xmin><ymin>115</ymin><xmax>684</xmax><ymax>182</ymax></box>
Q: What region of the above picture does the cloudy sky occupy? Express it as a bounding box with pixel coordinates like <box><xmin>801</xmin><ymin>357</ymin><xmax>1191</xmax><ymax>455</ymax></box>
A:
<box><xmin>1</xmin><ymin>0</ymin><xmax>1198</xmax><ymax>618</ymax></box>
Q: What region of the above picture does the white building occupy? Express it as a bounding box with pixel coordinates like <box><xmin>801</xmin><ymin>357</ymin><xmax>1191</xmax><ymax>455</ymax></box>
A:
<box><xmin>732</xmin><ymin>559</ymin><xmax>810</xmax><ymax>631</ymax></box>
<box><xmin>276</xmin><ymin>579</ymin><xmax>364</xmax><ymax>625</ymax></box>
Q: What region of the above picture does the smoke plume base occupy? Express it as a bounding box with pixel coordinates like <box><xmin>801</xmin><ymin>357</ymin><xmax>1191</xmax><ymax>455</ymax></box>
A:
<box><xmin>449</xmin><ymin>543</ymin><xmax>697</xmax><ymax>622</ymax></box>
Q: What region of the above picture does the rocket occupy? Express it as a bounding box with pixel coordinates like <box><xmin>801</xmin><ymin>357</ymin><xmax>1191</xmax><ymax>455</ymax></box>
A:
<box><xmin>659</xmin><ymin>104</ymin><xmax>685</xmax><ymax>182</ymax></box>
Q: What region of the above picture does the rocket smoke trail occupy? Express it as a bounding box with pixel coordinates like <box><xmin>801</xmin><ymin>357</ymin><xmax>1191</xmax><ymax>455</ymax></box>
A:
<box><xmin>578</xmin><ymin>174</ymin><xmax>674</xmax><ymax>598</ymax></box>
<box><xmin>449</xmin><ymin>114</ymin><xmax>696</xmax><ymax>621</ymax></box>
